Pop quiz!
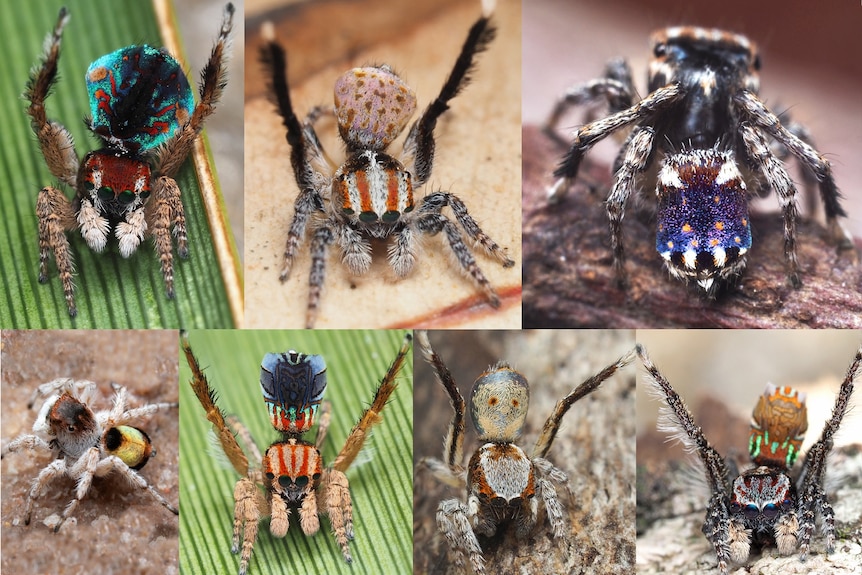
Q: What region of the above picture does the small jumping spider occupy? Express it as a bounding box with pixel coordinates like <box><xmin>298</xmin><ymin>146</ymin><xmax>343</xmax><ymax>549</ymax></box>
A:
<box><xmin>638</xmin><ymin>343</ymin><xmax>861</xmax><ymax>574</ymax></box>
<box><xmin>260</xmin><ymin>0</ymin><xmax>515</xmax><ymax>328</ymax></box>
<box><xmin>183</xmin><ymin>332</ymin><xmax>412</xmax><ymax>575</ymax></box>
<box><xmin>545</xmin><ymin>26</ymin><xmax>852</xmax><ymax>294</ymax></box>
<box><xmin>1</xmin><ymin>378</ymin><xmax>179</xmax><ymax>530</ymax></box>
<box><xmin>27</xmin><ymin>5</ymin><xmax>233</xmax><ymax>317</ymax></box>
<box><xmin>417</xmin><ymin>331</ymin><xmax>634</xmax><ymax>574</ymax></box>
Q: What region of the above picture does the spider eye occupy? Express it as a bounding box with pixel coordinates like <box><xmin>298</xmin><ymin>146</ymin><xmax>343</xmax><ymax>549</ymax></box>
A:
<box><xmin>98</xmin><ymin>186</ymin><xmax>114</xmax><ymax>201</ymax></box>
<box><xmin>278</xmin><ymin>476</ymin><xmax>292</xmax><ymax>488</ymax></box>
<box><xmin>265</xmin><ymin>472</ymin><xmax>275</xmax><ymax>480</ymax></box>
<box><xmin>752</xmin><ymin>54</ymin><xmax>762</xmax><ymax>71</ymax></box>
<box><xmin>762</xmin><ymin>503</ymin><xmax>779</xmax><ymax>518</ymax></box>
<box><xmin>67</xmin><ymin>425</ymin><xmax>76</xmax><ymax>432</ymax></box>
<box><xmin>312</xmin><ymin>472</ymin><xmax>321</xmax><ymax>481</ymax></box>
<box><xmin>295</xmin><ymin>476</ymin><xmax>309</xmax><ymax>487</ymax></box>
<box><xmin>140</xmin><ymin>190</ymin><xmax>151</xmax><ymax>200</ymax></box>
<box><xmin>118</xmin><ymin>190</ymin><xmax>135</xmax><ymax>204</ymax></box>
<box><xmin>85</xmin><ymin>180</ymin><xmax>96</xmax><ymax>192</ymax></box>
<box><xmin>653</xmin><ymin>42</ymin><xmax>667</xmax><ymax>57</ymax></box>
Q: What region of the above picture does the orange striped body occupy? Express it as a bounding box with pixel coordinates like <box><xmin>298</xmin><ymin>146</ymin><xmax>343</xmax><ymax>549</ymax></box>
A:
<box><xmin>80</xmin><ymin>150</ymin><xmax>151</xmax><ymax>218</ymax></box>
<box><xmin>333</xmin><ymin>150</ymin><xmax>414</xmax><ymax>224</ymax></box>
<box><xmin>263</xmin><ymin>438</ymin><xmax>323</xmax><ymax>505</ymax></box>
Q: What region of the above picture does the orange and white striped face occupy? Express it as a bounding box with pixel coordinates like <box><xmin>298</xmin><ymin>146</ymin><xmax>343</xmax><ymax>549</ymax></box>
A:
<box><xmin>333</xmin><ymin>150</ymin><xmax>415</xmax><ymax>225</ymax></box>
<box><xmin>263</xmin><ymin>438</ymin><xmax>324</xmax><ymax>505</ymax></box>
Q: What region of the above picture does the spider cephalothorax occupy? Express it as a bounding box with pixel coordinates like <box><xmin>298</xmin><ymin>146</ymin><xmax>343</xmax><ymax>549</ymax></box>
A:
<box><xmin>418</xmin><ymin>331</ymin><xmax>634</xmax><ymax>574</ymax></box>
<box><xmin>1</xmin><ymin>378</ymin><xmax>178</xmax><ymax>531</ymax></box>
<box><xmin>639</xmin><ymin>344</ymin><xmax>861</xmax><ymax>574</ymax></box>
<box><xmin>259</xmin><ymin>0</ymin><xmax>515</xmax><ymax>328</ymax></box>
<box><xmin>27</xmin><ymin>5</ymin><xmax>234</xmax><ymax>317</ymax></box>
<box><xmin>183</xmin><ymin>333</ymin><xmax>412</xmax><ymax>575</ymax></box>
<box><xmin>545</xmin><ymin>26</ymin><xmax>852</xmax><ymax>295</ymax></box>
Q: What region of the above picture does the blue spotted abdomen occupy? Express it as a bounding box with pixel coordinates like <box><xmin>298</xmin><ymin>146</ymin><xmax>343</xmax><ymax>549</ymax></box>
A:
<box><xmin>655</xmin><ymin>148</ymin><xmax>752</xmax><ymax>291</ymax></box>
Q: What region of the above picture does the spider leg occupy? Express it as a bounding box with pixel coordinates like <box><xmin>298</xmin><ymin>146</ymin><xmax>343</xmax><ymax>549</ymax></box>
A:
<box><xmin>417</xmin><ymin>331</ymin><xmax>465</xmax><ymax>471</ymax></box>
<box><xmin>734</xmin><ymin>91</ymin><xmax>853</xmax><ymax>250</ymax></box>
<box><xmin>320</xmin><ymin>468</ymin><xmax>353</xmax><ymax>562</ymax></box>
<box><xmin>146</xmin><ymin>176</ymin><xmax>188</xmax><ymax>299</ymax></box>
<box><xmin>25</xmin><ymin>7</ymin><xmax>79</xmax><ymax>187</ymax></box>
<box><xmin>314</xmin><ymin>401</ymin><xmax>332</xmax><ymax>450</ymax></box>
<box><xmin>23</xmin><ymin>458</ymin><xmax>67</xmax><ymax>526</ymax></box>
<box><xmin>335</xmin><ymin>220</ymin><xmax>372</xmax><ymax>275</ymax></box>
<box><xmin>415</xmin><ymin>211</ymin><xmax>501</xmax><ymax>307</ymax></box>
<box><xmin>549</xmin><ymin>83</ymin><xmax>683</xmax><ymax>202</ymax></box>
<box><xmin>739</xmin><ymin>122</ymin><xmax>801</xmax><ymax>288</ymax></box>
<box><xmin>607</xmin><ymin>127</ymin><xmax>655</xmax><ymax>288</ymax></box>
<box><xmin>156</xmin><ymin>3</ymin><xmax>234</xmax><ymax>178</ymax></box>
<box><xmin>233</xmin><ymin>475</ymin><xmax>265</xmax><ymax>575</ymax></box>
<box><xmin>437</xmin><ymin>498</ymin><xmax>486</xmax><ymax>575</ymax></box>
<box><xmin>95</xmin><ymin>454</ymin><xmax>179</xmax><ymax>515</ymax></box>
<box><xmin>305</xmin><ymin>223</ymin><xmax>335</xmax><ymax>329</ymax></box>
<box><xmin>796</xmin><ymin>345</ymin><xmax>860</xmax><ymax>559</ymax></box>
<box><xmin>532</xmin><ymin>348</ymin><xmax>634</xmax><ymax>459</ymax></box>
<box><xmin>259</xmin><ymin>25</ymin><xmax>330</xmax><ymax>283</ymax></box>
<box><xmin>402</xmin><ymin>0</ymin><xmax>496</xmax><ymax>186</ymax></box>
<box><xmin>36</xmin><ymin>186</ymin><xmax>80</xmax><ymax>316</ymax></box>
<box><xmin>331</xmin><ymin>333</ymin><xmax>412</xmax><ymax>472</ymax></box>
<box><xmin>388</xmin><ymin>223</ymin><xmax>417</xmax><ymax>277</ymax></box>
<box><xmin>1</xmin><ymin>434</ymin><xmax>53</xmax><ymax>458</ymax></box>
<box><xmin>420</xmin><ymin>191</ymin><xmax>515</xmax><ymax>268</ymax></box>
<box><xmin>543</xmin><ymin>57</ymin><xmax>636</xmax><ymax>148</ymax></box>
<box><xmin>226</xmin><ymin>415</ymin><xmax>263</xmax><ymax>464</ymax></box>
<box><xmin>182</xmin><ymin>337</ymin><xmax>250</xmax><ymax>476</ymax></box>
<box><xmin>533</xmin><ymin>457</ymin><xmax>568</xmax><ymax>538</ymax></box>
<box><xmin>638</xmin><ymin>345</ymin><xmax>737</xmax><ymax>573</ymax></box>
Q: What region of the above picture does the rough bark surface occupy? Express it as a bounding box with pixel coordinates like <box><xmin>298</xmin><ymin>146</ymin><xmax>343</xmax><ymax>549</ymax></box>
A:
<box><xmin>522</xmin><ymin>125</ymin><xmax>862</xmax><ymax>328</ymax></box>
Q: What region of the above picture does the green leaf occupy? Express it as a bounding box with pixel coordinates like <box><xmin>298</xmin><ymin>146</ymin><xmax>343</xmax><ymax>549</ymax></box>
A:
<box><xmin>0</xmin><ymin>0</ymin><xmax>236</xmax><ymax>328</ymax></box>
<box><xmin>179</xmin><ymin>330</ymin><xmax>414</xmax><ymax>575</ymax></box>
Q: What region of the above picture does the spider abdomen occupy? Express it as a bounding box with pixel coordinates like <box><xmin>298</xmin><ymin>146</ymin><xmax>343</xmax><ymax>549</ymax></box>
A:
<box><xmin>103</xmin><ymin>425</ymin><xmax>154</xmax><ymax>470</ymax></box>
<box><xmin>260</xmin><ymin>351</ymin><xmax>327</xmax><ymax>434</ymax></box>
<box><xmin>469</xmin><ymin>443</ymin><xmax>535</xmax><ymax>505</ymax></box>
<box><xmin>334</xmin><ymin>150</ymin><xmax>414</xmax><ymax>224</ymax></box>
<box><xmin>749</xmin><ymin>384</ymin><xmax>808</xmax><ymax>469</ymax></box>
<box><xmin>86</xmin><ymin>44</ymin><xmax>194</xmax><ymax>152</ymax></box>
<box><xmin>656</xmin><ymin>148</ymin><xmax>751</xmax><ymax>292</ymax></box>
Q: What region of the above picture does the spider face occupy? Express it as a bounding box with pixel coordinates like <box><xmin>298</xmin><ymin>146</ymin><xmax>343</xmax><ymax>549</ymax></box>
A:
<box><xmin>28</xmin><ymin>5</ymin><xmax>233</xmax><ymax>317</ymax></box>
<box><xmin>260</xmin><ymin>0</ymin><xmax>515</xmax><ymax>328</ymax></box>
<box><xmin>183</xmin><ymin>332</ymin><xmax>412</xmax><ymax>575</ymax></box>
<box><xmin>639</xmin><ymin>343</ymin><xmax>861</xmax><ymax>574</ymax></box>
<box><xmin>418</xmin><ymin>331</ymin><xmax>634</xmax><ymax>575</ymax></box>
<box><xmin>547</xmin><ymin>25</ymin><xmax>851</xmax><ymax>296</ymax></box>
<box><xmin>1</xmin><ymin>378</ymin><xmax>178</xmax><ymax>532</ymax></box>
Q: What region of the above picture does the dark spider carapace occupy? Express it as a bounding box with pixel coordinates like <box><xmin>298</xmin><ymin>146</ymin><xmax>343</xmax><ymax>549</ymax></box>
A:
<box><xmin>546</xmin><ymin>26</ymin><xmax>852</xmax><ymax>295</ymax></box>
<box><xmin>639</xmin><ymin>344</ymin><xmax>861</xmax><ymax>574</ymax></box>
<box><xmin>27</xmin><ymin>5</ymin><xmax>233</xmax><ymax>316</ymax></box>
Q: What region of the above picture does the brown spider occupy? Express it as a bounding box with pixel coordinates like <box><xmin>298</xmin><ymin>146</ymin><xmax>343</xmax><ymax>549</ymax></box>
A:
<box><xmin>417</xmin><ymin>330</ymin><xmax>635</xmax><ymax>574</ymax></box>
<box><xmin>1</xmin><ymin>378</ymin><xmax>178</xmax><ymax>531</ymax></box>
<box><xmin>182</xmin><ymin>332</ymin><xmax>412</xmax><ymax>575</ymax></box>
<box><xmin>27</xmin><ymin>5</ymin><xmax>233</xmax><ymax>317</ymax></box>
